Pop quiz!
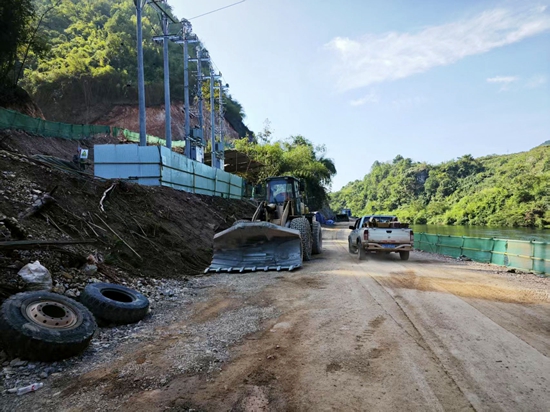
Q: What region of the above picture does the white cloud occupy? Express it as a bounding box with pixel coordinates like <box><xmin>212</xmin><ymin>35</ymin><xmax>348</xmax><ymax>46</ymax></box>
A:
<box><xmin>486</xmin><ymin>76</ymin><xmax>519</xmax><ymax>84</ymax></box>
<box><xmin>487</xmin><ymin>75</ymin><xmax>519</xmax><ymax>91</ymax></box>
<box><xmin>350</xmin><ymin>91</ymin><xmax>379</xmax><ymax>106</ymax></box>
<box><xmin>526</xmin><ymin>74</ymin><xmax>548</xmax><ymax>88</ymax></box>
<box><xmin>325</xmin><ymin>5</ymin><xmax>550</xmax><ymax>91</ymax></box>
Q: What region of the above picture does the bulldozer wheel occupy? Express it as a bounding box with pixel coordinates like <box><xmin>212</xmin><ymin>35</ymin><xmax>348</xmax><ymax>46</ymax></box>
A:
<box><xmin>290</xmin><ymin>218</ymin><xmax>312</xmax><ymax>261</ymax></box>
<box><xmin>312</xmin><ymin>221</ymin><xmax>322</xmax><ymax>254</ymax></box>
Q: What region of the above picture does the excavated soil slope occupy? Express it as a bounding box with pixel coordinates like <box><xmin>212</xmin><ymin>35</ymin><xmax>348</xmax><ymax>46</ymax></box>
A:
<box><xmin>0</xmin><ymin>133</ymin><xmax>255</xmax><ymax>302</ymax></box>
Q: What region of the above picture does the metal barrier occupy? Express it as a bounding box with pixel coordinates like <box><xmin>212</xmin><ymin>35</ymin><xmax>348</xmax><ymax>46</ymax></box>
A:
<box><xmin>415</xmin><ymin>233</ymin><xmax>550</xmax><ymax>276</ymax></box>
<box><xmin>94</xmin><ymin>144</ymin><xmax>244</xmax><ymax>199</ymax></box>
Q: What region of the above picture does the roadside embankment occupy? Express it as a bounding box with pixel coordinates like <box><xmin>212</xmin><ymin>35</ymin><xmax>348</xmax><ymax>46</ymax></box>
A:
<box><xmin>0</xmin><ymin>138</ymin><xmax>256</xmax><ymax>302</ymax></box>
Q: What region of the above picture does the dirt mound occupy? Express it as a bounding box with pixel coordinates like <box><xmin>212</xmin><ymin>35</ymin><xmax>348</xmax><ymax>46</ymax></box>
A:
<box><xmin>94</xmin><ymin>103</ymin><xmax>241</xmax><ymax>143</ymax></box>
<box><xmin>0</xmin><ymin>137</ymin><xmax>256</xmax><ymax>302</ymax></box>
<box><xmin>0</xmin><ymin>129</ymin><xmax>119</xmax><ymax>168</ymax></box>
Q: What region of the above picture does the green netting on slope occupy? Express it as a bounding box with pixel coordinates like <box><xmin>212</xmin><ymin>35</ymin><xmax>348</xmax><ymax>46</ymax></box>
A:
<box><xmin>0</xmin><ymin>108</ymin><xmax>183</xmax><ymax>147</ymax></box>
<box><xmin>415</xmin><ymin>233</ymin><xmax>549</xmax><ymax>275</ymax></box>
<box><xmin>0</xmin><ymin>108</ymin><xmax>111</xmax><ymax>139</ymax></box>
<box><xmin>122</xmin><ymin>129</ymin><xmax>185</xmax><ymax>147</ymax></box>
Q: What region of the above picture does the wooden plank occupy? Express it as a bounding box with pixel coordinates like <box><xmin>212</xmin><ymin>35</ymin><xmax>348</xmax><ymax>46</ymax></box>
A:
<box><xmin>0</xmin><ymin>239</ymin><xmax>96</xmax><ymax>250</ymax></box>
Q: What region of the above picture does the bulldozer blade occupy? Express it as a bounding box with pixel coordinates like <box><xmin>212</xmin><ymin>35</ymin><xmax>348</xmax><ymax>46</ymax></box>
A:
<box><xmin>205</xmin><ymin>221</ymin><xmax>302</xmax><ymax>273</ymax></box>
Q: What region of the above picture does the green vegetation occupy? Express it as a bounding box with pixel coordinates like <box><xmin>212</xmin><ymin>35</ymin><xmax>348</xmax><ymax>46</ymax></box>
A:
<box><xmin>234</xmin><ymin>127</ymin><xmax>336</xmax><ymax>210</ymax></box>
<box><xmin>0</xmin><ymin>0</ymin><xmax>49</xmax><ymax>102</ymax></box>
<box><xmin>331</xmin><ymin>146</ymin><xmax>550</xmax><ymax>228</ymax></box>
<box><xmin>9</xmin><ymin>0</ymin><xmax>250</xmax><ymax>136</ymax></box>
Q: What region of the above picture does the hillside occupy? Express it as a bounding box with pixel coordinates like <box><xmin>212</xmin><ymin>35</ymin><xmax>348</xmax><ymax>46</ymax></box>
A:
<box><xmin>6</xmin><ymin>0</ymin><xmax>252</xmax><ymax>139</ymax></box>
<box><xmin>330</xmin><ymin>146</ymin><xmax>550</xmax><ymax>228</ymax></box>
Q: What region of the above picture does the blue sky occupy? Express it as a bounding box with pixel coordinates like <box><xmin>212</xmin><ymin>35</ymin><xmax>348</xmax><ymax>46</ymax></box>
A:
<box><xmin>170</xmin><ymin>0</ymin><xmax>550</xmax><ymax>190</ymax></box>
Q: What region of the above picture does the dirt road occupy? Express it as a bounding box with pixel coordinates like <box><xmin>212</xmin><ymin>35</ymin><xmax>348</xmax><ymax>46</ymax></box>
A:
<box><xmin>6</xmin><ymin>224</ymin><xmax>550</xmax><ymax>411</ymax></box>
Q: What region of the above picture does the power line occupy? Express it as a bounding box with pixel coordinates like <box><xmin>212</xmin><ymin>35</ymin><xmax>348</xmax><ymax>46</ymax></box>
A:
<box><xmin>148</xmin><ymin>0</ymin><xmax>178</xmax><ymax>23</ymax></box>
<box><xmin>189</xmin><ymin>0</ymin><xmax>246</xmax><ymax>20</ymax></box>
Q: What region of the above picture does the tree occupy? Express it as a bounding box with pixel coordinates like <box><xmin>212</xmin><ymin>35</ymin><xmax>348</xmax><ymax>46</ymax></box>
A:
<box><xmin>234</xmin><ymin>135</ymin><xmax>337</xmax><ymax>210</ymax></box>
<box><xmin>0</xmin><ymin>0</ymin><xmax>35</xmax><ymax>95</ymax></box>
<box><xmin>330</xmin><ymin>146</ymin><xmax>550</xmax><ymax>228</ymax></box>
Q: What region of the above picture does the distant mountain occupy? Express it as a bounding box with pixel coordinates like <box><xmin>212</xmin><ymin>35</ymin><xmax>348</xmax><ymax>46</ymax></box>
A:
<box><xmin>330</xmin><ymin>146</ymin><xmax>550</xmax><ymax>228</ymax></box>
<box><xmin>539</xmin><ymin>140</ymin><xmax>550</xmax><ymax>147</ymax></box>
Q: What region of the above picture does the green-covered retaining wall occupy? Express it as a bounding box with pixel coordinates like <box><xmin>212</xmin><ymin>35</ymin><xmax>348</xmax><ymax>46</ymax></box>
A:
<box><xmin>415</xmin><ymin>233</ymin><xmax>549</xmax><ymax>276</ymax></box>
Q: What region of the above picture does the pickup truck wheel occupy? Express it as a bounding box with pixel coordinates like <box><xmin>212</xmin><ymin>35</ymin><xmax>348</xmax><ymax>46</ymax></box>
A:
<box><xmin>348</xmin><ymin>239</ymin><xmax>357</xmax><ymax>254</ymax></box>
<box><xmin>399</xmin><ymin>251</ymin><xmax>410</xmax><ymax>261</ymax></box>
<box><xmin>357</xmin><ymin>242</ymin><xmax>366</xmax><ymax>261</ymax></box>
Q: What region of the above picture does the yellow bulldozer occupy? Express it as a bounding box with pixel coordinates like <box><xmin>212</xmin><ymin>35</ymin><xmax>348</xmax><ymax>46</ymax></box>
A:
<box><xmin>205</xmin><ymin>176</ymin><xmax>323</xmax><ymax>273</ymax></box>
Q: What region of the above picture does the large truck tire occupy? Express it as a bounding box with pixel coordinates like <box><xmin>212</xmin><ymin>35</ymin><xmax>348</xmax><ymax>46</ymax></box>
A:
<box><xmin>80</xmin><ymin>283</ymin><xmax>149</xmax><ymax>325</ymax></box>
<box><xmin>0</xmin><ymin>291</ymin><xmax>97</xmax><ymax>361</ymax></box>
<box><xmin>290</xmin><ymin>218</ymin><xmax>312</xmax><ymax>261</ymax></box>
<box><xmin>311</xmin><ymin>221</ymin><xmax>323</xmax><ymax>255</ymax></box>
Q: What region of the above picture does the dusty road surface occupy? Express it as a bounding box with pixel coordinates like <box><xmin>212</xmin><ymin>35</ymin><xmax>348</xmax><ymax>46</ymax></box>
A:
<box><xmin>5</xmin><ymin>224</ymin><xmax>550</xmax><ymax>411</ymax></box>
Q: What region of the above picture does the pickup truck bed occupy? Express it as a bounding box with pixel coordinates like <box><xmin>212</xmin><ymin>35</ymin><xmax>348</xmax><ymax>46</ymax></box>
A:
<box><xmin>348</xmin><ymin>215</ymin><xmax>413</xmax><ymax>261</ymax></box>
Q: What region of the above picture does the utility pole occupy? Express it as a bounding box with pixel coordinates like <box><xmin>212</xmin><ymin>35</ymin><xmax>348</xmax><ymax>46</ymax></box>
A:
<box><xmin>218</xmin><ymin>79</ymin><xmax>228</xmax><ymax>170</ymax></box>
<box><xmin>162</xmin><ymin>14</ymin><xmax>171</xmax><ymax>148</ymax></box>
<box><xmin>189</xmin><ymin>47</ymin><xmax>209</xmax><ymax>162</ymax></box>
<box><xmin>134</xmin><ymin>0</ymin><xmax>148</xmax><ymax>146</ymax></box>
<box><xmin>150</xmin><ymin>0</ymin><xmax>179</xmax><ymax>150</ymax></box>
<box><xmin>175</xmin><ymin>19</ymin><xmax>198</xmax><ymax>159</ymax></box>
<box><xmin>209</xmin><ymin>67</ymin><xmax>219</xmax><ymax>169</ymax></box>
<box><xmin>197</xmin><ymin>47</ymin><xmax>205</xmax><ymax>161</ymax></box>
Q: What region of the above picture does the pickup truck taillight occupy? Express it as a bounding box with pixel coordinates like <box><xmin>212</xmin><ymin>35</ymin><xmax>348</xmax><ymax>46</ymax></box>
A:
<box><xmin>363</xmin><ymin>229</ymin><xmax>369</xmax><ymax>241</ymax></box>
<box><xmin>410</xmin><ymin>230</ymin><xmax>414</xmax><ymax>242</ymax></box>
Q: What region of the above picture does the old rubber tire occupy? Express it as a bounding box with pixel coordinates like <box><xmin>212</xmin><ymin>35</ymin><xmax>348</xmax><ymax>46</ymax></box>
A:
<box><xmin>312</xmin><ymin>221</ymin><xmax>322</xmax><ymax>255</ymax></box>
<box><xmin>357</xmin><ymin>241</ymin><xmax>366</xmax><ymax>261</ymax></box>
<box><xmin>0</xmin><ymin>291</ymin><xmax>96</xmax><ymax>361</ymax></box>
<box><xmin>399</xmin><ymin>251</ymin><xmax>410</xmax><ymax>261</ymax></box>
<box><xmin>80</xmin><ymin>283</ymin><xmax>149</xmax><ymax>325</ymax></box>
<box><xmin>290</xmin><ymin>218</ymin><xmax>312</xmax><ymax>261</ymax></box>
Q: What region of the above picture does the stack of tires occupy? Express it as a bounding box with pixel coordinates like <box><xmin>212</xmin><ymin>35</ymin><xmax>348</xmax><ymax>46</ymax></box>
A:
<box><xmin>0</xmin><ymin>283</ymin><xmax>149</xmax><ymax>362</ymax></box>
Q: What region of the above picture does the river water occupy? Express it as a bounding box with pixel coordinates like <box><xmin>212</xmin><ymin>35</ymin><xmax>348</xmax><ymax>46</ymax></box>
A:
<box><xmin>411</xmin><ymin>225</ymin><xmax>550</xmax><ymax>243</ymax></box>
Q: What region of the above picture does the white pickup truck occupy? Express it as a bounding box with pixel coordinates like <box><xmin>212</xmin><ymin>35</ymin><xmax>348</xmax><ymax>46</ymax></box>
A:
<box><xmin>348</xmin><ymin>215</ymin><xmax>413</xmax><ymax>261</ymax></box>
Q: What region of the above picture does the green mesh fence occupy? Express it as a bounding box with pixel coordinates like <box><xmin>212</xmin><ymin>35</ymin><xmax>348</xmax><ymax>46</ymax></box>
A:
<box><xmin>0</xmin><ymin>107</ymin><xmax>183</xmax><ymax>148</ymax></box>
<box><xmin>0</xmin><ymin>107</ymin><xmax>111</xmax><ymax>139</ymax></box>
<box><xmin>415</xmin><ymin>233</ymin><xmax>550</xmax><ymax>276</ymax></box>
<box><xmin>121</xmin><ymin>129</ymin><xmax>185</xmax><ymax>147</ymax></box>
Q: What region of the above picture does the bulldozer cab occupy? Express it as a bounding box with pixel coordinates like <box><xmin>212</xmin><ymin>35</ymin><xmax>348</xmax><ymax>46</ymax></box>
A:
<box><xmin>266</xmin><ymin>177</ymin><xmax>304</xmax><ymax>216</ymax></box>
